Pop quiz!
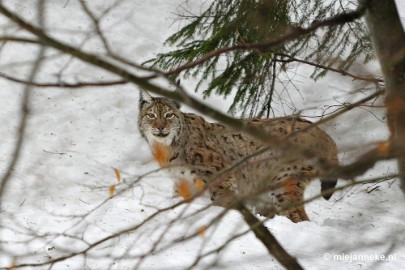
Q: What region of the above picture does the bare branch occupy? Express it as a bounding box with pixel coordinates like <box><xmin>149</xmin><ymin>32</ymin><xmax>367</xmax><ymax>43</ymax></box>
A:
<box><xmin>292</xmin><ymin>89</ymin><xmax>385</xmax><ymax>136</ymax></box>
<box><xmin>332</xmin><ymin>141</ymin><xmax>398</xmax><ymax>179</ymax></box>
<box><xmin>0</xmin><ymin>36</ymin><xmax>39</xmax><ymax>44</ymax></box>
<box><xmin>237</xmin><ymin>204</ymin><xmax>303</xmax><ymax>270</ymax></box>
<box><xmin>0</xmin><ymin>0</ymin><xmax>46</xmax><ymax>209</ymax></box>
<box><xmin>275</xmin><ymin>53</ymin><xmax>384</xmax><ymax>84</ymax></box>
<box><xmin>4</xmin><ymin>197</ymin><xmax>190</xmax><ymax>269</ymax></box>
<box><xmin>0</xmin><ymin>3</ymin><xmax>285</xmax><ymax>144</ymax></box>
<box><xmin>78</xmin><ymin>0</ymin><xmax>112</xmax><ymax>53</ymax></box>
<box><xmin>0</xmin><ymin>72</ymin><xmax>127</xmax><ymax>88</ymax></box>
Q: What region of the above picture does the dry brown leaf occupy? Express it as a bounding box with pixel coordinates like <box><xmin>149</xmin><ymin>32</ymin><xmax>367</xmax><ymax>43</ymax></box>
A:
<box><xmin>109</xmin><ymin>184</ymin><xmax>116</xmax><ymax>197</ymax></box>
<box><xmin>197</xmin><ymin>226</ymin><xmax>207</xmax><ymax>237</ymax></box>
<box><xmin>113</xmin><ymin>168</ymin><xmax>121</xmax><ymax>182</ymax></box>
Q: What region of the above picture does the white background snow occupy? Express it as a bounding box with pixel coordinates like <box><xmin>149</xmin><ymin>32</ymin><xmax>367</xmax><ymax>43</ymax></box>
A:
<box><xmin>0</xmin><ymin>0</ymin><xmax>405</xmax><ymax>269</ymax></box>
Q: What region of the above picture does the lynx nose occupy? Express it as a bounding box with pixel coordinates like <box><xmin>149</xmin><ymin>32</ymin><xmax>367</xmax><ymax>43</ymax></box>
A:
<box><xmin>156</xmin><ymin>120</ymin><xmax>166</xmax><ymax>131</ymax></box>
<box><xmin>157</xmin><ymin>127</ymin><xmax>167</xmax><ymax>135</ymax></box>
<box><xmin>154</xmin><ymin>126</ymin><xmax>169</xmax><ymax>137</ymax></box>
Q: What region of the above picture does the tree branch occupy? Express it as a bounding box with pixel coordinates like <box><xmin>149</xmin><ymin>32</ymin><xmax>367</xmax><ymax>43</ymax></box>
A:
<box><xmin>361</xmin><ymin>0</ymin><xmax>405</xmax><ymax>194</ymax></box>
<box><xmin>291</xmin><ymin>89</ymin><xmax>385</xmax><ymax>136</ymax></box>
<box><xmin>0</xmin><ymin>0</ymin><xmax>392</xmax><ymax>211</ymax></box>
<box><xmin>154</xmin><ymin>4</ymin><xmax>367</xmax><ymax>77</ymax></box>
<box><xmin>0</xmin><ymin>72</ymin><xmax>127</xmax><ymax>88</ymax></box>
<box><xmin>275</xmin><ymin>53</ymin><xmax>383</xmax><ymax>84</ymax></box>
<box><xmin>332</xmin><ymin>141</ymin><xmax>400</xmax><ymax>180</ymax></box>
<box><xmin>0</xmin><ymin>36</ymin><xmax>39</xmax><ymax>44</ymax></box>
<box><xmin>0</xmin><ymin>3</ymin><xmax>287</xmax><ymax>144</ymax></box>
<box><xmin>0</xmin><ymin>1</ymin><xmax>46</xmax><ymax>210</ymax></box>
<box><xmin>237</xmin><ymin>204</ymin><xmax>303</xmax><ymax>270</ymax></box>
<box><xmin>78</xmin><ymin>0</ymin><xmax>112</xmax><ymax>53</ymax></box>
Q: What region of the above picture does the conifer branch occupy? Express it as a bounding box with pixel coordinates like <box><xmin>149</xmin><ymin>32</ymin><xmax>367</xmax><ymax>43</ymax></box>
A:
<box><xmin>157</xmin><ymin>5</ymin><xmax>367</xmax><ymax>77</ymax></box>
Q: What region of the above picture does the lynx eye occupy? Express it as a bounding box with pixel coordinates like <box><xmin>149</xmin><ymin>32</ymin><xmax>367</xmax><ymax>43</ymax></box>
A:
<box><xmin>146</xmin><ymin>113</ymin><xmax>156</xmax><ymax>119</ymax></box>
<box><xmin>165</xmin><ymin>112</ymin><xmax>175</xmax><ymax>119</ymax></box>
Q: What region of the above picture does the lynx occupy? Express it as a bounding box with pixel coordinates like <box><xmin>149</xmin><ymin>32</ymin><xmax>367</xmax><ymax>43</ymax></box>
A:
<box><xmin>138</xmin><ymin>91</ymin><xmax>338</xmax><ymax>223</ymax></box>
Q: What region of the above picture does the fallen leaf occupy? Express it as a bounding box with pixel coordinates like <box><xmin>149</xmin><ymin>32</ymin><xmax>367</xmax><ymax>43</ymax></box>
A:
<box><xmin>113</xmin><ymin>168</ymin><xmax>121</xmax><ymax>182</ymax></box>
<box><xmin>109</xmin><ymin>185</ymin><xmax>115</xmax><ymax>197</ymax></box>
<box><xmin>197</xmin><ymin>226</ymin><xmax>206</xmax><ymax>237</ymax></box>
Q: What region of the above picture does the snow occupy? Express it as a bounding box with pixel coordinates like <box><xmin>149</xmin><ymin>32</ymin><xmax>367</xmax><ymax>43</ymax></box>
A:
<box><xmin>0</xmin><ymin>0</ymin><xmax>405</xmax><ymax>269</ymax></box>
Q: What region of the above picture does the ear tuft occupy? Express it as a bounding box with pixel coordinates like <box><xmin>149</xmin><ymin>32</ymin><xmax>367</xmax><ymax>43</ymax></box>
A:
<box><xmin>139</xmin><ymin>91</ymin><xmax>153</xmax><ymax>108</ymax></box>
<box><xmin>173</xmin><ymin>101</ymin><xmax>181</xmax><ymax>109</ymax></box>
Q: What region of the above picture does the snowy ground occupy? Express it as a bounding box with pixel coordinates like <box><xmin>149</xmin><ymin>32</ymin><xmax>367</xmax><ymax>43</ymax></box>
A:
<box><xmin>0</xmin><ymin>0</ymin><xmax>405</xmax><ymax>269</ymax></box>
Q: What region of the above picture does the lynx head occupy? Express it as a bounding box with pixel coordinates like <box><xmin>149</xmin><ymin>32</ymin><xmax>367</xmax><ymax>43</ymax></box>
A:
<box><xmin>138</xmin><ymin>91</ymin><xmax>184</xmax><ymax>146</ymax></box>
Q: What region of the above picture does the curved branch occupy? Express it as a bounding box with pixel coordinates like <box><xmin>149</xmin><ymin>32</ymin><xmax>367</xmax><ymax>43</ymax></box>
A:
<box><xmin>0</xmin><ymin>3</ymin><xmax>282</xmax><ymax>143</ymax></box>
<box><xmin>1</xmin><ymin>2</ymin><xmax>391</xmax><ymax>191</ymax></box>
<box><xmin>275</xmin><ymin>53</ymin><xmax>383</xmax><ymax>84</ymax></box>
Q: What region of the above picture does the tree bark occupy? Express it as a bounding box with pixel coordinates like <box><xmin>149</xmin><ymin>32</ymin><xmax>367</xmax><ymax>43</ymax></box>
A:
<box><xmin>237</xmin><ymin>204</ymin><xmax>303</xmax><ymax>270</ymax></box>
<box><xmin>361</xmin><ymin>0</ymin><xmax>405</xmax><ymax>194</ymax></box>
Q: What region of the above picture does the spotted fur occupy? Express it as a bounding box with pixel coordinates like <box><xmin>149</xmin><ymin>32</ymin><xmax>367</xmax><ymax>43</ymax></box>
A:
<box><xmin>138</xmin><ymin>91</ymin><xmax>338</xmax><ymax>223</ymax></box>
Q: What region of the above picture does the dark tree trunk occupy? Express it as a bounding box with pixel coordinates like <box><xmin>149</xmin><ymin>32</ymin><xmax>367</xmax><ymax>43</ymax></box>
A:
<box><xmin>361</xmin><ymin>0</ymin><xmax>405</xmax><ymax>194</ymax></box>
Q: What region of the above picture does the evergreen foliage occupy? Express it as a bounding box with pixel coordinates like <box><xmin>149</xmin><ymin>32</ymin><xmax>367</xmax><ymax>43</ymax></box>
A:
<box><xmin>145</xmin><ymin>0</ymin><xmax>374</xmax><ymax>117</ymax></box>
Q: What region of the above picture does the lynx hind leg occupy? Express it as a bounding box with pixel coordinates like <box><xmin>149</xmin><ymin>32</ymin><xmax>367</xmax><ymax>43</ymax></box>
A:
<box><xmin>280</xmin><ymin>178</ymin><xmax>310</xmax><ymax>222</ymax></box>
<box><xmin>257</xmin><ymin>177</ymin><xmax>309</xmax><ymax>223</ymax></box>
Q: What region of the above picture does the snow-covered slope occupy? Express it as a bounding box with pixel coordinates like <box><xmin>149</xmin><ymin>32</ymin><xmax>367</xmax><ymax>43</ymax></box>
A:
<box><xmin>0</xmin><ymin>1</ymin><xmax>405</xmax><ymax>269</ymax></box>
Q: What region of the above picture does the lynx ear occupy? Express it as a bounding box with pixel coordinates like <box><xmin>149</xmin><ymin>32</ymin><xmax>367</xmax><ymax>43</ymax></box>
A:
<box><xmin>172</xmin><ymin>100</ymin><xmax>181</xmax><ymax>109</ymax></box>
<box><xmin>172</xmin><ymin>79</ymin><xmax>182</xmax><ymax>109</ymax></box>
<box><xmin>139</xmin><ymin>91</ymin><xmax>153</xmax><ymax>108</ymax></box>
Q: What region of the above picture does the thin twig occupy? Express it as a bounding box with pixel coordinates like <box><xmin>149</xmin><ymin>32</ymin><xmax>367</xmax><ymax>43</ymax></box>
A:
<box><xmin>79</xmin><ymin>0</ymin><xmax>112</xmax><ymax>53</ymax></box>
<box><xmin>0</xmin><ymin>36</ymin><xmax>39</xmax><ymax>44</ymax></box>
<box><xmin>0</xmin><ymin>72</ymin><xmax>127</xmax><ymax>88</ymax></box>
<box><xmin>0</xmin><ymin>1</ymin><xmax>46</xmax><ymax>209</ymax></box>
<box><xmin>275</xmin><ymin>53</ymin><xmax>383</xmax><ymax>84</ymax></box>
